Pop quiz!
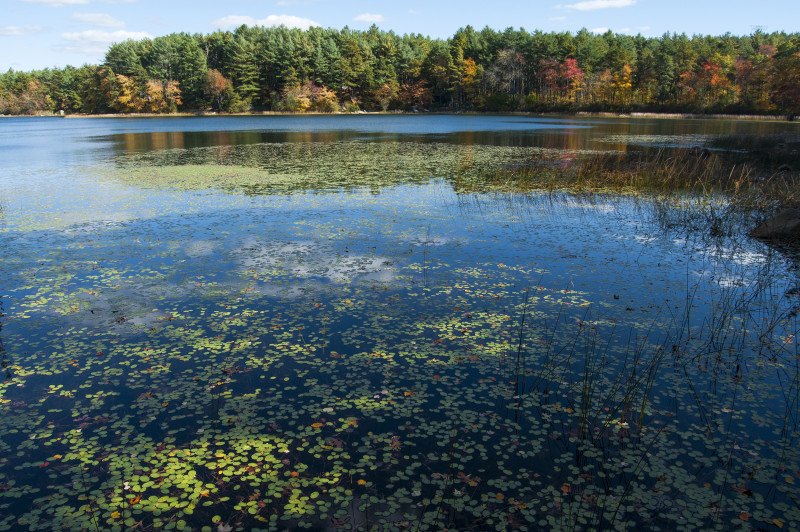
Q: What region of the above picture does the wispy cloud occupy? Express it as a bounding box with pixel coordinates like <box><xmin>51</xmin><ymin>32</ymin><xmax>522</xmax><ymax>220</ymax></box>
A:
<box><xmin>549</xmin><ymin>16</ymin><xmax>567</xmax><ymax>20</ymax></box>
<box><xmin>212</xmin><ymin>14</ymin><xmax>321</xmax><ymax>30</ymax></box>
<box><xmin>72</xmin><ymin>12</ymin><xmax>125</xmax><ymax>27</ymax></box>
<box><xmin>23</xmin><ymin>0</ymin><xmax>89</xmax><ymax>6</ymax></box>
<box><xmin>60</xmin><ymin>29</ymin><xmax>152</xmax><ymax>54</ymax></box>
<box><xmin>354</xmin><ymin>13</ymin><xmax>386</xmax><ymax>23</ymax></box>
<box><xmin>596</xmin><ymin>25</ymin><xmax>650</xmax><ymax>35</ymax></box>
<box><xmin>0</xmin><ymin>25</ymin><xmax>47</xmax><ymax>35</ymax></box>
<box><xmin>562</xmin><ymin>0</ymin><xmax>636</xmax><ymax>10</ymax></box>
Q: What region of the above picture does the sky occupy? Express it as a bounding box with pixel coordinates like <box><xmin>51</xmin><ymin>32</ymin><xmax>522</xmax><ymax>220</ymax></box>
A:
<box><xmin>1</xmin><ymin>0</ymin><xmax>797</xmax><ymax>71</ymax></box>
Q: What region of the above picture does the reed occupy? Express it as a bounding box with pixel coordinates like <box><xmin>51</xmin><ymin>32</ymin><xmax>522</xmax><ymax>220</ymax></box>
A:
<box><xmin>75</xmin><ymin>460</ymin><xmax>101</xmax><ymax>532</ymax></box>
<box><xmin>502</xmin><ymin>240</ymin><xmax>800</xmax><ymax>531</ymax></box>
<box><xmin>459</xmin><ymin>145</ymin><xmax>799</xmax><ymax>212</ymax></box>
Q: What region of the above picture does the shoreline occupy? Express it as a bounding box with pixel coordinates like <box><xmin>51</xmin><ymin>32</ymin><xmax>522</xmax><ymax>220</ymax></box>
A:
<box><xmin>2</xmin><ymin>110</ymin><xmax>795</xmax><ymax>122</ymax></box>
<box><xmin>577</xmin><ymin>111</ymin><xmax>794</xmax><ymax>122</ymax></box>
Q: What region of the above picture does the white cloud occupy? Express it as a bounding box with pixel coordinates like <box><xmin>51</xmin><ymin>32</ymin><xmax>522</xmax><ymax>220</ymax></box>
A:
<box><xmin>23</xmin><ymin>0</ymin><xmax>89</xmax><ymax>6</ymax></box>
<box><xmin>60</xmin><ymin>29</ymin><xmax>152</xmax><ymax>54</ymax></box>
<box><xmin>562</xmin><ymin>0</ymin><xmax>636</xmax><ymax>10</ymax></box>
<box><xmin>608</xmin><ymin>25</ymin><xmax>650</xmax><ymax>35</ymax></box>
<box><xmin>212</xmin><ymin>15</ymin><xmax>254</xmax><ymax>28</ymax></box>
<box><xmin>591</xmin><ymin>27</ymin><xmax>610</xmax><ymax>33</ymax></box>
<box><xmin>0</xmin><ymin>25</ymin><xmax>47</xmax><ymax>35</ymax></box>
<box><xmin>354</xmin><ymin>13</ymin><xmax>386</xmax><ymax>23</ymax></box>
<box><xmin>212</xmin><ymin>14</ymin><xmax>321</xmax><ymax>30</ymax></box>
<box><xmin>72</xmin><ymin>13</ymin><xmax>125</xmax><ymax>27</ymax></box>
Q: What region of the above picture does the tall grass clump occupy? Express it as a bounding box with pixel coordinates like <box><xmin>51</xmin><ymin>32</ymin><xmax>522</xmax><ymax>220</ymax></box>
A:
<box><xmin>451</xmin><ymin>138</ymin><xmax>798</xmax><ymax>245</ymax></box>
<box><xmin>469</xmin><ymin>147</ymin><xmax>798</xmax><ymax>209</ymax></box>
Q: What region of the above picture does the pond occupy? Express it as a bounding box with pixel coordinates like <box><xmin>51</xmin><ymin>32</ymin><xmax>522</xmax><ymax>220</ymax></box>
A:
<box><xmin>1</xmin><ymin>114</ymin><xmax>799</xmax><ymax>531</ymax></box>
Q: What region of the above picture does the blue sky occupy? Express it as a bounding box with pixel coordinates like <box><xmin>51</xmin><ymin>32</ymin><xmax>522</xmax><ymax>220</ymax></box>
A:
<box><xmin>1</xmin><ymin>0</ymin><xmax>797</xmax><ymax>71</ymax></box>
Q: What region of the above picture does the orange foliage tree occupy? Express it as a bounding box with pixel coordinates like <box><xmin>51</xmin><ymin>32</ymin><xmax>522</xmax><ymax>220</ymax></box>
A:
<box><xmin>205</xmin><ymin>69</ymin><xmax>233</xmax><ymax>111</ymax></box>
<box><xmin>396</xmin><ymin>81</ymin><xmax>433</xmax><ymax>110</ymax></box>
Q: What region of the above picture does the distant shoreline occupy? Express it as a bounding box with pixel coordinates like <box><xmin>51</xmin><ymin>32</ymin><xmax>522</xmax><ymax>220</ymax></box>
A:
<box><xmin>2</xmin><ymin>110</ymin><xmax>796</xmax><ymax>122</ymax></box>
<box><xmin>577</xmin><ymin>111</ymin><xmax>794</xmax><ymax>122</ymax></box>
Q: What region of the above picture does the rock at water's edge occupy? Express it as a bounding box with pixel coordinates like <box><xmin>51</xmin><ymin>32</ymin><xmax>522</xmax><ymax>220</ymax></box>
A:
<box><xmin>750</xmin><ymin>208</ymin><xmax>800</xmax><ymax>241</ymax></box>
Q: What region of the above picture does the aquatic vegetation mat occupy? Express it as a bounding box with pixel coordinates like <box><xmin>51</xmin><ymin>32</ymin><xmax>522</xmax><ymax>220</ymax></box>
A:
<box><xmin>110</xmin><ymin>140</ymin><xmax>601</xmax><ymax>195</ymax></box>
<box><xmin>1</xmin><ymin>136</ymin><xmax>799</xmax><ymax>531</ymax></box>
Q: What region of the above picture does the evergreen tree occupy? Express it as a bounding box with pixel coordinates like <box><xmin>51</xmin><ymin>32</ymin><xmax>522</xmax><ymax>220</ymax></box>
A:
<box><xmin>2</xmin><ymin>24</ymin><xmax>799</xmax><ymax>115</ymax></box>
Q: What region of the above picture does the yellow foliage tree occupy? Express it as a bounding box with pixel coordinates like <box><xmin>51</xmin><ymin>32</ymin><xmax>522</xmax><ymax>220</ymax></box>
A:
<box><xmin>461</xmin><ymin>58</ymin><xmax>481</xmax><ymax>105</ymax></box>
<box><xmin>611</xmin><ymin>64</ymin><xmax>633</xmax><ymax>105</ymax></box>
<box><xmin>310</xmin><ymin>85</ymin><xmax>339</xmax><ymax>112</ymax></box>
<box><xmin>164</xmin><ymin>80</ymin><xmax>182</xmax><ymax>111</ymax></box>
<box><xmin>277</xmin><ymin>82</ymin><xmax>340</xmax><ymax>113</ymax></box>
<box><xmin>115</xmin><ymin>74</ymin><xmax>142</xmax><ymax>113</ymax></box>
<box><xmin>144</xmin><ymin>80</ymin><xmax>166</xmax><ymax>112</ymax></box>
<box><xmin>142</xmin><ymin>80</ymin><xmax>182</xmax><ymax>113</ymax></box>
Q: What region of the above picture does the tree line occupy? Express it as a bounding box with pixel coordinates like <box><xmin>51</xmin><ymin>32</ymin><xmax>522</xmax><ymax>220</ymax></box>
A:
<box><xmin>2</xmin><ymin>25</ymin><xmax>799</xmax><ymax>116</ymax></box>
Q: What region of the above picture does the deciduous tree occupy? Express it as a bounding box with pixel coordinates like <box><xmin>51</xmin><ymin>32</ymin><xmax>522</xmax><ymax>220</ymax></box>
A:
<box><xmin>205</xmin><ymin>69</ymin><xmax>233</xmax><ymax>111</ymax></box>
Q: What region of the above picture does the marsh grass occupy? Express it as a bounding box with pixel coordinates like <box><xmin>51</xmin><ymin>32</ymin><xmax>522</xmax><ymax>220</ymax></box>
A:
<box><xmin>492</xmin><ymin>243</ymin><xmax>800</xmax><ymax>531</ymax></box>
<box><xmin>462</xmin><ymin>147</ymin><xmax>799</xmax><ymax>210</ymax></box>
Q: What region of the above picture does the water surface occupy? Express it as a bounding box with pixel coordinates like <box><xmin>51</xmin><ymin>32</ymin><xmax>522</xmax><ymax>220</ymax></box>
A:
<box><xmin>1</xmin><ymin>115</ymin><xmax>798</xmax><ymax>531</ymax></box>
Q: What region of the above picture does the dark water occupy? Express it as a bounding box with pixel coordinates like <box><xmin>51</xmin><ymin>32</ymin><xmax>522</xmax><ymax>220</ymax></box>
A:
<box><xmin>0</xmin><ymin>115</ymin><xmax>799</xmax><ymax>531</ymax></box>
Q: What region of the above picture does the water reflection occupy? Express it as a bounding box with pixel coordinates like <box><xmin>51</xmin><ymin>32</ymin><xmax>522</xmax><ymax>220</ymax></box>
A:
<box><xmin>2</xmin><ymin>115</ymin><xmax>797</xmax><ymax>170</ymax></box>
<box><xmin>103</xmin><ymin>115</ymin><xmax>800</xmax><ymax>158</ymax></box>
<box><xmin>115</xmin><ymin>129</ymin><xmax>363</xmax><ymax>152</ymax></box>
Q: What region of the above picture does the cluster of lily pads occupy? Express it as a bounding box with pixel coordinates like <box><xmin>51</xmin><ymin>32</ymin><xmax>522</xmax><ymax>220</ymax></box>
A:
<box><xmin>1</xmin><ymin>135</ymin><xmax>798</xmax><ymax>531</ymax></box>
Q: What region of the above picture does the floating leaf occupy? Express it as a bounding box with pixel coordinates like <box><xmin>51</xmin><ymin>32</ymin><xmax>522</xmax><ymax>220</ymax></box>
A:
<box><xmin>2</xmin><ymin>117</ymin><xmax>798</xmax><ymax>532</ymax></box>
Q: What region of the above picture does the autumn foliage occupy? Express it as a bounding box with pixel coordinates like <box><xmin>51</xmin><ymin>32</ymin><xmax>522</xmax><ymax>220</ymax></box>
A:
<box><xmin>1</xmin><ymin>27</ymin><xmax>799</xmax><ymax>116</ymax></box>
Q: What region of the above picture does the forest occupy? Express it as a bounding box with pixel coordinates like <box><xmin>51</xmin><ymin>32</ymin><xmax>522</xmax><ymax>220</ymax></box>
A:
<box><xmin>1</xmin><ymin>24</ymin><xmax>799</xmax><ymax>116</ymax></box>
